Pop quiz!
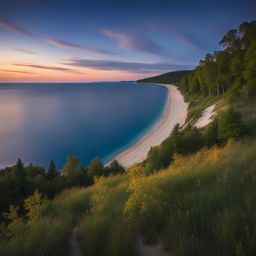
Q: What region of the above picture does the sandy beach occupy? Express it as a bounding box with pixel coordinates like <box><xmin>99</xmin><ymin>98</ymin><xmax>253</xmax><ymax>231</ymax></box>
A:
<box><xmin>111</xmin><ymin>84</ymin><xmax>188</xmax><ymax>168</ymax></box>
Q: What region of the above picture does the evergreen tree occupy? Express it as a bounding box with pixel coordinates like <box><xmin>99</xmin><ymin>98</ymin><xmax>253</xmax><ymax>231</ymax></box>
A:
<box><xmin>243</xmin><ymin>40</ymin><xmax>256</xmax><ymax>101</ymax></box>
<box><xmin>46</xmin><ymin>160</ymin><xmax>58</xmax><ymax>180</ymax></box>
<box><xmin>11</xmin><ymin>158</ymin><xmax>28</xmax><ymax>196</ymax></box>
<box><xmin>13</xmin><ymin>158</ymin><xmax>26</xmax><ymax>179</ymax></box>
<box><xmin>76</xmin><ymin>166</ymin><xmax>88</xmax><ymax>186</ymax></box>
<box><xmin>106</xmin><ymin>160</ymin><xmax>125</xmax><ymax>176</ymax></box>
<box><xmin>87</xmin><ymin>157</ymin><xmax>104</xmax><ymax>179</ymax></box>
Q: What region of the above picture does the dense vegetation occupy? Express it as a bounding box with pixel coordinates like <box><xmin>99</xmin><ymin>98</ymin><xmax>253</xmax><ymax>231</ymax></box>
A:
<box><xmin>1</xmin><ymin>139</ymin><xmax>256</xmax><ymax>256</ymax></box>
<box><xmin>0</xmin><ymin>157</ymin><xmax>124</xmax><ymax>216</ymax></box>
<box><xmin>144</xmin><ymin>104</ymin><xmax>252</xmax><ymax>173</ymax></box>
<box><xmin>178</xmin><ymin>21</ymin><xmax>256</xmax><ymax>102</ymax></box>
<box><xmin>79</xmin><ymin>139</ymin><xmax>256</xmax><ymax>256</ymax></box>
<box><xmin>137</xmin><ymin>70</ymin><xmax>191</xmax><ymax>84</ymax></box>
<box><xmin>0</xmin><ymin>20</ymin><xmax>256</xmax><ymax>256</ymax></box>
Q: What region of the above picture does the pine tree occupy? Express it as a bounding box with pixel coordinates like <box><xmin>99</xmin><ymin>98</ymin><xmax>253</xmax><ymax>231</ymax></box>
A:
<box><xmin>46</xmin><ymin>160</ymin><xmax>58</xmax><ymax>180</ymax></box>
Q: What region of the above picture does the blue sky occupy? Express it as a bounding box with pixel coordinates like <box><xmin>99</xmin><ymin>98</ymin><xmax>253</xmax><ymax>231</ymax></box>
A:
<box><xmin>0</xmin><ymin>0</ymin><xmax>255</xmax><ymax>82</ymax></box>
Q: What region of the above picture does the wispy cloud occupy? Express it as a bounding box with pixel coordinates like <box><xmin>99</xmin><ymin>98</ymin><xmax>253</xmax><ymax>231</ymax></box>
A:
<box><xmin>65</xmin><ymin>57</ymin><xmax>194</xmax><ymax>73</ymax></box>
<box><xmin>102</xmin><ymin>29</ymin><xmax>166</xmax><ymax>56</ymax></box>
<box><xmin>46</xmin><ymin>37</ymin><xmax>113</xmax><ymax>55</ymax></box>
<box><xmin>16</xmin><ymin>48</ymin><xmax>37</xmax><ymax>54</ymax></box>
<box><xmin>0</xmin><ymin>69</ymin><xmax>38</xmax><ymax>74</ymax></box>
<box><xmin>13</xmin><ymin>63</ymin><xmax>85</xmax><ymax>74</ymax></box>
<box><xmin>14</xmin><ymin>63</ymin><xmax>71</xmax><ymax>71</ymax></box>
<box><xmin>0</xmin><ymin>18</ymin><xmax>32</xmax><ymax>36</ymax></box>
<box><xmin>176</xmin><ymin>30</ymin><xmax>213</xmax><ymax>50</ymax></box>
<box><xmin>150</xmin><ymin>20</ymin><xmax>214</xmax><ymax>51</ymax></box>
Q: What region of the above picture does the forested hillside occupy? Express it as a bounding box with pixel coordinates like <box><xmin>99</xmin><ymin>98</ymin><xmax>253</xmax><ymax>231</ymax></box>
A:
<box><xmin>178</xmin><ymin>21</ymin><xmax>256</xmax><ymax>101</ymax></box>
<box><xmin>137</xmin><ymin>70</ymin><xmax>191</xmax><ymax>84</ymax></box>
<box><xmin>143</xmin><ymin>20</ymin><xmax>256</xmax><ymax>173</ymax></box>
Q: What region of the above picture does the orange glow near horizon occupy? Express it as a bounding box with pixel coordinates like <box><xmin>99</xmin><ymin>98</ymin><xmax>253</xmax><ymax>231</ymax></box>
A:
<box><xmin>0</xmin><ymin>43</ymin><xmax>156</xmax><ymax>83</ymax></box>
<box><xmin>0</xmin><ymin>60</ymin><xmax>151</xmax><ymax>83</ymax></box>
<box><xmin>0</xmin><ymin>68</ymin><xmax>148</xmax><ymax>83</ymax></box>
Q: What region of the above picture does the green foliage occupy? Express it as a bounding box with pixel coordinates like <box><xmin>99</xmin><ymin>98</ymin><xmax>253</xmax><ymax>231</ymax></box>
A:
<box><xmin>0</xmin><ymin>187</ymin><xmax>86</xmax><ymax>256</ymax></box>
<box><xmin>87</xmin><ymin>157</ymin><xmax>104</xmax><ymax>179</ymax></box>
<box><xmin>46</xmin><ymin>160</ymin><xmax>58</xmax><ymax>180</ymax></box>
<box><xmin>218</xmin><ymin>108</ymin><xmax>244</xmax><ymax>140</ymax></box>
<box><xmin>203</xmin><ymin>118</ymin><xmax>218</xmax><ymax>146</ymax></box>
<box><xmin>104</xmin><ymin>160</ymin><xmax>125</xmax><ymax>176</ymax></box>
<box><xmin>1</xmin><ymin>139</ymin><xmax>256</xmax><ymax>256</ymax></box>
<box><xmin>243</xmin><ymin>40</ymin><xmax>256</xmax><ymax>101</ymax></box>
<box><xmin>178</xmin><ymin>20</ymin><xmax>256</xmax><ymax>102</ymax></box>
<box><xmin>145</xmin><ymin>124</ymin><xmax>204</xmax><ymax>173</ymax></box>
<box><xmin>0</xmin><ymin>154</ymin><xmax>125</xmax><ymax>217</ymax></box>
<box><xmin>0</xmin><ymin>215</ymin><xmax>71</xmax><ymax>256</ymax></box>
<box><xmin>26</xmin><ymin>164</ymin><xmax>45</xmax><ymax>178</ymax></box>
<box><xmin>78</xmin><ymin>176</ymin><xmax>134</xmax><ymax>256</ymax></box>
<box><xmin>62</xmin><ymin>155</ymin><xmax>79</xmax><ymax>177</ymax></box>
<box><xmin>24</xmin><ymin>189</ymin><xmax>49</xmax><ymax>221</ymax></box>
<box><xmin>2</xmin><ymin>205</ymin><xmax>20</xmax><ymax>223</ymax></box>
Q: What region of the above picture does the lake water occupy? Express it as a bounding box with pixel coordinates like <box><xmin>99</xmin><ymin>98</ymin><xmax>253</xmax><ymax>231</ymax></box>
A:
<box><xmin>0</xmin><ymin>82</ymin><xmax>167</xmax><ymax>169</ymax></box>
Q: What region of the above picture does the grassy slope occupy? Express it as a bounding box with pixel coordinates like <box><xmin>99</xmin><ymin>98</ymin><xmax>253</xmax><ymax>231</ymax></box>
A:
<box><xmin>137</xmin><ymin>70</ymin><xmax>192</xmax><ymax>85</ymax></box>
<box><xmin>3</xmin><ymin>138</ymin><xmax>255</xmax><ymax>256</ymax></box>
<box><xmin>0</xmin><ymin>186</ymin><xmax>95</xmax><ymax>256</ymax></box>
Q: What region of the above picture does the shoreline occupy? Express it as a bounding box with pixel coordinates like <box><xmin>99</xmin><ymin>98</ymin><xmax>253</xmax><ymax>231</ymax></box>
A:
<box><xmin>109</xmin><ymin>84</ymin><xmax>188</xmax><ymax>168</ymax></box>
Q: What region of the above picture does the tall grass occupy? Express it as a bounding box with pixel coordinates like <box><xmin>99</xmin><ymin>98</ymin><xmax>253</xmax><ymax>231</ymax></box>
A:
<box><xmin>0</xmin><ymin>186</ymin><xmax>97</xmax><ymax>256</ymax></box>
<box><xmin>78</xmin><ymin>175</ymin><xmax>136</xmax><ymax>256</ymax></box>
<box><xmin>1</xmin><ymin>140</ymin><xmax>256</xmax><ymax>255</ymax></box>
<box><xmin>77</xmin><ymin>139</ymin><xmax>256</xmax><ymax>256</ymax></box>
<box><xmin>124</xmin><ymin>140</ymin><xmax>256</xmax><ymax>255</ymax></box>
<box><xmin>0</xmin><ymin>217</ymin><xmax>71</xmax><ymax>256</ymax></box>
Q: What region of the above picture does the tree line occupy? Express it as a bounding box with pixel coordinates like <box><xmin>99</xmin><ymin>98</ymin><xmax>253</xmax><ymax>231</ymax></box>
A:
<box><xmin>179</xmin><ymin>21</ymin><xmax>256</xmax><ymax>102</ymax></box>
<box><xmin>0</xmin><ymin>157</ymin><xmax>124</xmax><ymax>217</ymax></box>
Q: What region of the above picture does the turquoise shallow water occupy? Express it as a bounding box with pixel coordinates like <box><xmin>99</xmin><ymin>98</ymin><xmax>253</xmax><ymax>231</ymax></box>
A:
<box><xmin>0</xmin><ymin>82</ymin><xmax>167</xmax><ymax>168</ymax></box>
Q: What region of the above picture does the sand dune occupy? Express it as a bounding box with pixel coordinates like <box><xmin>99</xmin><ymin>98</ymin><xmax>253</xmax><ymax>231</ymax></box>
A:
<box><xmin>194</xmin><ymin>105</ymin><xmax>216</xmax><ymax>128</ymax></box>
<box><xmin>111</xmin><ymin>84</ymin><xmax>188</xmax><ymax>168</ymax></box>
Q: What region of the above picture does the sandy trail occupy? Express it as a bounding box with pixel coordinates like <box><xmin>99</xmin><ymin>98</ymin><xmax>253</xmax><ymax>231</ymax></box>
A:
<box><xmin>194</xmin><ymin>105</ymin><xmax>216</xmax><ymax>128</ymax></box>
<box><xmin>112</xmin><ymin>84</ymin><xmax>188</xmax><ymax>168</ymax></box>
<box><xmin>69</xmin><ymin>227</ymin><xmax>82</xmax><ymax>256</ymax></box>
<box><xmin>136</xmin><ymin>237</ymin><xmax>170</xmax><ymax>256</ymax></box>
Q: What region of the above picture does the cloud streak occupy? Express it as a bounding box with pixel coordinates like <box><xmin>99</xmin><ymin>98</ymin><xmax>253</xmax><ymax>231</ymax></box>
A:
<box><xmin>65</xmin><ymin>57</ymin><xmax>194</xmax><ymax>73</ymax></box>
<box><xmin>16</xmin><ymin>48</ymin><xmax>37</xmax><ymax>54</ymax></box>
<box><xmin>176</xmin><ymin>30</ymin><xmax>213</xmax><ymax>50</ymax></box>
<box><xmin>0</xmin><ymin>69</ymin><xmax>38</xmax><ymax>74</ymax></box>
<box><xmin>13</xmin><ymin>63</ymin><xmax>85</xmax><ymax>74</ymax></box>
<box><xmin>46</xmin><ymin>38</ymin><xmax>113</xmax><ymax>55</ymax></box>
<box><xmin>102</xmin><ymin>29</ymin><xmax>166</xmax><ymax>56</ymax></box>
<box><xmin>14</xmin><ymin>63</ymin><xmax>71</xmax><ymax>71</ymax></box>
<box><xmin>0</xmin><ymin>18</ymin><xmax>32</xmax><ymax>36</ymax></box>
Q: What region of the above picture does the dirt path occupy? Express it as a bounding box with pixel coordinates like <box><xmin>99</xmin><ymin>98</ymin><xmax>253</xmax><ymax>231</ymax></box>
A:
<box><xmin>69</xmin><ymin>227</ymin><xmax>83</xmax><ymax>256</ymax></box>
<box><xmin>136</xmin><ymin>237</ymin><xmax>170</xmax><ymax>256</ymax></box>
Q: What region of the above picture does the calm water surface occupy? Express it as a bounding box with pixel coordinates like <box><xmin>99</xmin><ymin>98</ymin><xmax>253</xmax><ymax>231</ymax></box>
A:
<box><xmin>0</xmin><ymin>82</ymin><xmax>167</xmax><ymax>168</ymax></box>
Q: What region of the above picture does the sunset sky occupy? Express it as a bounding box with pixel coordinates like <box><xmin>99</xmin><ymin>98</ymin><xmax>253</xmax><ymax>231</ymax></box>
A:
<box><xmin>0</xmin><ymin>0</ymin><xmax>255</xmax><ymax>82</ymax></box>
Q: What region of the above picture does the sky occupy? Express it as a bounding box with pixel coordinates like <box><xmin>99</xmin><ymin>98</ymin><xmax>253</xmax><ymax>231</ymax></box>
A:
<box><xmin>0</xmin><ymin>0</ymin><xmax>255</xmax><ymax>82</ymax></box>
